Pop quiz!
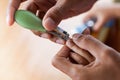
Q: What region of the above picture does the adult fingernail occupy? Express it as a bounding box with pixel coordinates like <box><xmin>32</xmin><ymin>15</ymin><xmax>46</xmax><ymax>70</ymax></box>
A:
<box><xmin>43</xmin><ymin>17</ymin><xmax>56</xmax><ymax>31</ymax></box>
<box><xmin>72</xmin><ymin>34</ymin><xmax>82</xmax><ymax>40</ymax></box>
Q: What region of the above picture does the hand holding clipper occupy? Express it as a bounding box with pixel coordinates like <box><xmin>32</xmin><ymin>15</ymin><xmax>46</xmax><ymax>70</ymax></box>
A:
<box><xmin>15</xmin><ymin>10</ymin><xmax>69</xmax><ymax>41</ymax></box>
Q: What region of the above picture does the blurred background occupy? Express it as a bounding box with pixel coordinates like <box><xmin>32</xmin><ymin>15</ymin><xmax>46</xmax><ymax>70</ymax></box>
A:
<box><xmin>0</xmin><ymin>0</ymin><xmax>120</xmax><ymax>80</ymax></box>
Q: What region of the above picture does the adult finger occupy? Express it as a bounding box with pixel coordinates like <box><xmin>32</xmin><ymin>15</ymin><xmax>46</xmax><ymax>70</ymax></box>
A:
<box><xmin>50</xmin><ymin>37</ymin><xmax>65</xmax><ymax>44</ymax></box>
<box><xmin>7</xmin><ymin>0</ymin><xmax>26</xmax><ymax>26</ymax></box>
<box><xmin>43</xmin><ymin>0</ymin><xmax>69</xmax><ymax>31</ymax></box>
<box><xmin>25</xmin><ymin>2</ymin><xmax>38</xmax><ymax>14</ymax></box>
<box><xmin>83</xmin><ymin>11</ymin><xmax>94</xmax><ymax>24</ymax></box>
<box><xmin>93</xmin><ymin>16</ymin><xmax>107</xmax><ymax>32</ymax></box>
<box><xmin>52</xmin><ymin>46</ymin><xmax>75</xmax><ymax>76</ymax></box>
<box><xmin>72</xmin><ymin>34</ymin><xmax>109</xmax><ymax>59</ymax></box>
<box><xmin>66</xmin><ymin>39</ymin><xmax>94</xmax><ymax>62</ymax></box>
<box><xmin>70</xmin><ymin>52</ymin><xmax>89</xmax><ymax>65</ymax></box>
<box><xmin>34</xmin><ymin>0</ymin><xmax>55</xmax><ymax>12</ymax></box>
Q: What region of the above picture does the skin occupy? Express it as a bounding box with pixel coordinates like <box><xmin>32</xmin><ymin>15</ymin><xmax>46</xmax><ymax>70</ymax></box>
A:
<box><xmin>31</xmin><ymin>1</ymin><xmax>120</xmax><ymax>44</ymax></box>
<box><xmin>52</xmin><ymin>34</ymin><xmax>120</xmax><ymax>80</ymax></box>
<box><xmin>6</xmin><ymin>1</ymin><xmax>120</xmax><ymax>79</ymax></box>
<box><xmin>7</xmin><ymin>0</ymin><xmax>96</xmax><ymax>44</ymax></box>
<box><xmin>83</xmin><ymin>1</ymin><xmax>120</xmax><ymax>32</ymax></box>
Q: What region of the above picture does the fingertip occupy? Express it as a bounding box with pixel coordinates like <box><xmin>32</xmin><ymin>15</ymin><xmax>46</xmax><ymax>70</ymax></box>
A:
<box><xmin>6</xmin><ymin>7</ymin><xmax>15</xmax><ymax>26</ymax></box>
<box><xmin>93</xmin><ymin>21</ymin><xmax>102</xmax><ymax>32</ymax></box>
<box><xmin>93</xmin><ymin>17</ymin><xmax>107</xmax><ymax>32</ymax></box>
<box><xmin>92</xmin><ymin>23</ymin><xmax>103</xmax><ymax>33</ymax></box>
<box><xmin>56</xmin><ymin>39</ymin><xmax>65</xmax><ymax>45</ymax></box>
<box><xmin>6</xmin><ymin>15</ymin><xmax>14</xmax><ymax>26</ymax></box>
<box><xmin>43</xmin><ymin>17</ymin><xmax>57</xmax><ymax>31</ymax></box>
<box><xmin>6</xmin><ymin>0</ymin><xmax>22</xmax><ymax>26</ymax></box>
<box><xmin>83</xmin><ymin>12</ymin><xmax>94</xmax><ymax>23</ymax></box>
<box><xmin>40</xmin><ymin>33</ymin><xmax>52</xmax><ymax>39</ymax></box>
<box><xmin>93</xmin><ymin>26</ymin><xmax>101</xmax><ymax>32</ymax></box>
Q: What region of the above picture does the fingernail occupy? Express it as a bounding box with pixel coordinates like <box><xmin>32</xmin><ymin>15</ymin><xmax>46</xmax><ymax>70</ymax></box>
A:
<box><xmin>72</xmin><ymin>34</ymin><xmax>82</xmax><ymax>40</ymax></box>
<box><xmin>56</xmin><ymin>39</ymin><xmax>65</xmax><ymax>44</ymax></box>
<box><xmin>41</xmin><ymin>33</ymin><xmax>50</xmax><ymax>39</ymax></box>
<box><xmin>43</xmin><ymin>17</ymin><xmax>56</xmax><ymax>31</ymax></box>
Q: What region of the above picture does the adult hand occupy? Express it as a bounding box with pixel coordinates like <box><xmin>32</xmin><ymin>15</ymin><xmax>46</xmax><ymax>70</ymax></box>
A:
<box><xmin>7</xmin><ymin>0</ymin><xmax>96</xmax><ymax>44</ymax></box>
<box><xmin>7</xmin><ymin>0</ymin><xmax>96</xmax><ymax>30</ymax></box>
<box><xmin>83</xmin><ymin>1</ymin><xmax>120</xmax><ymax>32</ymax></box>
<box><xmin>52</xmin><ymin>34</ymin><xmax>120</xmax><ymax>80</ymax></box>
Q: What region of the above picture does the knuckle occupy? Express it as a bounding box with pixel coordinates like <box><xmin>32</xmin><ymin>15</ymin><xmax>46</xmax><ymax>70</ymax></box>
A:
<box><xmin>101</xmin><ymin>47</ymin><xmax>118</xmax><ymax>63</ymax></box>
<box><xmin>73</xmin><ymin>35</ymin><xmax>93</xmax><ymax>48</ymax></box>
<box><xmin>102</xmin><ymin>47</ymin><xmax>113</xmax><ymax>57</ymax></box>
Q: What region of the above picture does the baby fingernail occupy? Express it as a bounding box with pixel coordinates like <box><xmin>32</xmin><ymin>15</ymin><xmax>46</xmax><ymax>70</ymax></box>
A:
<box><xmin>56</xmin><ymin>39</ymin><xmax>64</xmax><ymax>44</ymax></box>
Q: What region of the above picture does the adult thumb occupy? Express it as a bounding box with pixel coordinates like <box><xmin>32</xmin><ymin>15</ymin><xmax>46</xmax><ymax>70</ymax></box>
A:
<box><xmin>43</xmin><ymin>2</ymin><xmax>68</xmax><ymax>31</ymax></box>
